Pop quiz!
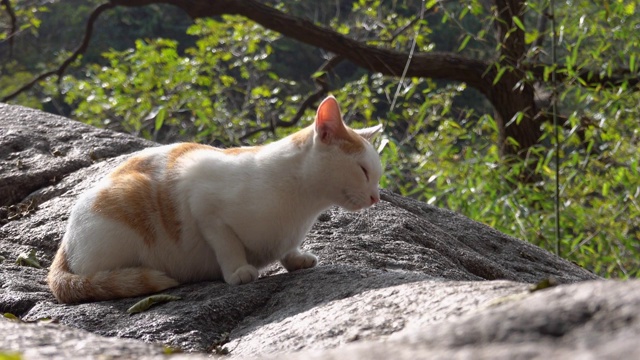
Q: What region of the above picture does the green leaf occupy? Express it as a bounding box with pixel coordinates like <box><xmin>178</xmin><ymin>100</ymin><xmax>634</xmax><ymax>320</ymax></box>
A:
<box><xmin>529</xmin><ymin>277</ymin><xmax>559</xmax><ymax>292</ymax></box>
<box><xmin>505</xmin><ymin>112</ymin><xmax>525</xmax><ymax>128</ymax></box>
<box><xmin>0</xmin><ymin>352</ymin><xmax>22</xmax><ymax>360</ymax></box>
<box><xmin>15</xmin><ymin>249</ymin><xmax>42</xmax><ymax>269</ymax></box>
<box><xmin>525</xmin><ymin>29</ymin><xmax>539</xmax><ymax>45</ymax></box>
<box><xmin>624</xmin><ymin>2</ymin><xmax>635</xmax><ymax>15</ymax></box>
<box><xmin>458</xmin><ymin>34</ymin><xmax>472</xmax><ymax>52</ymax></box>
<box><xmin>441</xmin><ymin>11</ymin><xmax>449</xmax><ymax>24</ymax></box>
<box><xmin>505</xmin><ymin>136</ymin><xmax>520</xmax><ymax>147</ymax></box>
<box><xmin>163</xmin><ymin>346</ymin><xmax>183</xmax><ymax>355</ymax></box>
<box><xmin>459</xmin><ymin>7</ymin><xmax>469</xmax><ymax>20</ymax></box>
<box><xmin>311</xmin><ymin>71</ymin><xmax>326</xmax><ymax>79</ymax></box>
<box><xmin>3</xmin><ymin>313</ymin><xmax>19</xmax><ymax>321</ymax></box>
<box><xmin>127</xmin><ymin>294</ymin><xmax>182</xmax><ymax>315</ymax></box>
<box><xmin>250</xmin><ymin>85</ymin><xmax>271</xmax><ymax>98</ymax></box>
<box><xmin>155</xmin><ymin>107</ymin><xmax>167</xmax><ymax>132</ymax></box>
<box><xmin>30</xmin><ymin>18</ymin><xmax>42</xmax><ymax>29</ymax></box>
<box><xmin>512</xmin><ymin>16</ymin><xmax>525</xmax><ymax>31</ymax></box>
<box><xmin>220</xmin><ymin>75</ymin><xmax>235</xmax><ymax>87</ymax></box>
<box><xmin>543</xmin><ymin>64</ymin><xmax>556</xmax><ymax>82</ymax></box>
<box><xmin>493</xmin><ymin>67</ymin><xmax>507</xmax><ymax>85</ymax></box>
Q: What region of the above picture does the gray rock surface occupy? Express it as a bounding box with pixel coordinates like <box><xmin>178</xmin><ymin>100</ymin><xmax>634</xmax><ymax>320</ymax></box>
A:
<box><xmin>1</xmin><ymin>316</ymin><xmax>168</xmax><ymax>359</ymax></box>
<box><xmin>274</xmin><ymin>279</ymin><xmax>640</xmax><ymax>360</ymax></box>
<box><xmin>1</xmin><ymin>103</ymin><xmax>636</xmax><ymax>359</ymax></box>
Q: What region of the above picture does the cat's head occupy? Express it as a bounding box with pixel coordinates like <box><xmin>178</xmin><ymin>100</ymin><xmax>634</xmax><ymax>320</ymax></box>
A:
<box><xmin>312</xmin><ymin>96</ymin><xmax>383</xmax><ymax>211</ymax></box>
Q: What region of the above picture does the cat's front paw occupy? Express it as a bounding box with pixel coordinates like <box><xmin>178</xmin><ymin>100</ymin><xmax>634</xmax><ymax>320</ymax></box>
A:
<box><xmin>226</xmin><ymin>265</ymin><xmax>259</xmax><ymax>285</ymax></box>
<box><xmin>281</xmin><ymin>252</ymin><xmax>318</xmax><ymax>272</ymax></box>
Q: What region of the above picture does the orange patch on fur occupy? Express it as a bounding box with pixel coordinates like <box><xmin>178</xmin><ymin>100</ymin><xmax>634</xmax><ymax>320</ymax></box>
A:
<box><xmin>223</xmin><ymin>146</ymin><xmax>261</xmax><ymax>155</ymax></box>
<box><xmin>338</xmin><ymin>128</ymin><xmax>366</xmax><ymax>154</ymax></box>
<box><xmin>290</xmin><ymin>126</ymin><xmax>314</xmax><ymax>148</ymax></box>
<box><xmin>47</xmin><ymin>247</ymin><xmax>72</xmax><ymax>298</ymax></box>
<box><xmin>291</xmin><ymin>124</ymin><xmax>364</xmax><ymax>153</ymax></box>
<box><xmin>48</xmin><ymin>247</ymin><xmax>99</xmax><ymax>303</ymax></box>
<box><xmin>94</xmin><ymin>151</ymin><xmax>177</xmax><ymax>245</ymax></box>
<box><xmin>155</xmin><ymin>181</ymin><xmax>180</xmax><ymax>243</ymax></box>
<box><xmin>92</xmin><ymin>142</ymin><xmax>267</xmax><ymax>247</ymax></box>
<box><xmin>161</xmin><ymin>143</ymin><xmax>218</xmax><ymax>242</ymax></box>
<box><xmin>110</xmin><ymin>154</ymin><xmax>155</xmax><ymax>178</ymax></box>
<box><xmin>167</xmin><ymin>143</ymin><xmax>214</xmax><ymax>169</ymax></box>
<box><xmin>164</xmin><ymin>143</ymin><xmax>224</xmax><ymax>241</ymax></box>
<box><xmin>90</xmin><ymin>271</ymin><xmax>122</xmax><ymax>299</ymax></box>
<box><xmin>93</xmin><ymin>161</ymin><xmax>158</xmax><ymax>245</ymax></box>
<box><xmin>48</xmin><ymin>245</ymin><xmax>177</xmax><ymax>303</ymax></box>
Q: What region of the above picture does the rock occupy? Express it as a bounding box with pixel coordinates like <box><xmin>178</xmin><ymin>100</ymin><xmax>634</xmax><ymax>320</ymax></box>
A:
<box><xmin>2</xmin><ymin>103</ymin><xmax>636</xmax><ymax>359</ymax></box>
<box><xmin>273</xmin><ymin>279</ymin><xmax>640</xmax><ymax>360</ymax></box>
<box><xmin>1</xmin><ymin>316</ymin><xmax>168</xmax><ymax>359</ymax></box>
<box><xmin>0</xmin><ymin>103</ymin><xmax>153</xmax><ymax>209</ymax></box>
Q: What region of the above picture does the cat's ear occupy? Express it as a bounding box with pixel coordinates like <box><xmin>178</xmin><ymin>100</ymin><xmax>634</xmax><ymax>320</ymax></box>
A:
<box><xmin>315</xmin><ymin>96</ymin><xmax>347</xmax><ymax>144</ymax></box>
<box><xmin>354</xmin><ymin>124</ymin><xmax>383</xmax><ymax>143</ymax></box>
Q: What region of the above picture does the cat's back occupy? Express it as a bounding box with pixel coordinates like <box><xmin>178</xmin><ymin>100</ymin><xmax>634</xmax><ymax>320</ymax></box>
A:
<box><xmin>69</xmin><ymin>143</ymin><xmax>219</xmax><ymax>228</ymax></box>
<box><xmin>70</xmin><ymin>141</ymin><xmax>277</xmax><ymax>237</ymax></box>
<box><xmin>112</xmin><ymin>142</ymin><xmax>217</xmax><ymax>178</ymax></box>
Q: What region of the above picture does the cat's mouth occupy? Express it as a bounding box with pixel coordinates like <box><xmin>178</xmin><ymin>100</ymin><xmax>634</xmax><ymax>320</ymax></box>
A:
<box><xmin>341</xmin><ymin>189</ymin><xmax>376</xmax><ymax>212</ymax></box>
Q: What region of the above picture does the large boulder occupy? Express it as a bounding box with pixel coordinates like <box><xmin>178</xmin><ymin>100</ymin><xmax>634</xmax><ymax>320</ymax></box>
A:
<box><xmin>1</xmin><ymin>103</ymin><xmax>637</xmax><ymax>359</ymax></box>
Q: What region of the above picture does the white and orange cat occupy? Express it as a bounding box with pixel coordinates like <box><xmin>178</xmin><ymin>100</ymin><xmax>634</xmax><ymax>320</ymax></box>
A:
<box><xmin>48</xmin><ymin>96</ymin><xmax>383</xmax><ymax>303</ymax></box>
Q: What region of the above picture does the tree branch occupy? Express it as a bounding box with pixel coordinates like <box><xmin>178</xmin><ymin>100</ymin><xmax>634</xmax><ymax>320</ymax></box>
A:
<box><xmin>389</xmin><ymin>17</ymin><xmax>420</xmax><ymax>42</ymax></box>
<box><xmin>239</xmin><ymin>55</ymin><xmax>344</xmax><ymax>142</ymax></box>
<box><xmin>530</xmin><ymin>64</ymin><xmax>640</xmax><ymax>89</ymax></box>
<box><xmin>5</xmin><ymin>0</ymin><xmax>638</xmax><ymax>117</ymax></box>
<box><xmin>494</xmin><ymin>0</ymin><xmax>527</xmax><ymax>64</ymax></box>
<box><xmin>276</xmin><ymin>55</ymin><xmax>343</xmax><ymax>127</ymax></box>
<box><xmin>1</xmin><ymin>0</ymin><xmax>17</xmax><ymax>57</ymax></box>
<box><xmin>112</xmin><ymin>0</ymin><xmax>495</xmax><ymax>95</ymax></box>
<box><xmin>1</xmin><ymin>2</ymin><xmax>114</xmax><ymax>102</ymax></box>
<box><xmin>4</xmin><ymin>0</ymin><xmax>496</xmax><ymax>104</ymax></box>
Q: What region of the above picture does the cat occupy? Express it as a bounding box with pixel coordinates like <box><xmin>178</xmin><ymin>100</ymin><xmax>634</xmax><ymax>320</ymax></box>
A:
<box><xmin>48</xmin><ymin>95</ymin><xmax>383</xmax><ymax>304</ymax></box>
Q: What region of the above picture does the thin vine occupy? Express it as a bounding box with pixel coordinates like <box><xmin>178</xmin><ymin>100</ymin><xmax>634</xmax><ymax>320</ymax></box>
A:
<box><xmin>550</xmin><ymin>0</ymin><xmax>561</xmax><ymax>256</ymax></box>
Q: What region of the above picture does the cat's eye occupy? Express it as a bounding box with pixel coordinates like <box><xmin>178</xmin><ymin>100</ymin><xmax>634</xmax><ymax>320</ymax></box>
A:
<box><xmin>360</xmin><ymin>165</ymin><xmax>369</xmax><ymax>181</ymax></box>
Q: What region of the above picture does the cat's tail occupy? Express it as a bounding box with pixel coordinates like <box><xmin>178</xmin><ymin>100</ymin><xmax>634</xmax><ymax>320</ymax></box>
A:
<box><xmin>47</xmin><ymin>247</ymin><xmax>179</xmax><ymax>304</ymax></box>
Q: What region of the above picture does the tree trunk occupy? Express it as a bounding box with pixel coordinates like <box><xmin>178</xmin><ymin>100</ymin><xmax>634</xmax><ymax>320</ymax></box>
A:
<box><xmin>489</xmin><ymin>72</ymin><xmax>541</xmax><ymax>158</ymax></box>
<box><xmin>489</xmin><ymin>0</ymin><xmax>542</xmax><ymax>169</ymax></box>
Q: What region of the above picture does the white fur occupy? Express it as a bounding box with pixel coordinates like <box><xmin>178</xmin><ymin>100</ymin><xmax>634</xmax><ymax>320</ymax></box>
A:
<box><xmin>62</xmin><ymin>98</ymin><xmax>383</xmax><ymax>289</ymax></box>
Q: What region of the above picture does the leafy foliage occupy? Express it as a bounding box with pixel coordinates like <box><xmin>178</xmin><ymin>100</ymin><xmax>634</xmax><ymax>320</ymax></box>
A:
<box><xmin>56</xmin><ymin>17</ymin><xmax>284</xmax><ymax>145</ymax></box>
<box><xmin>381</xmin><ymin>84</ymin><xmax>640</xmax><ymax>277</ymax></box>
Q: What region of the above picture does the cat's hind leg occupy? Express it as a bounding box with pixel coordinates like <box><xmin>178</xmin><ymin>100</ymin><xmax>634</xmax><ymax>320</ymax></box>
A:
<box><xmin>280</xmin><ymin>248</ymin><xmax>318</xmax><ymax>272</ymax></box>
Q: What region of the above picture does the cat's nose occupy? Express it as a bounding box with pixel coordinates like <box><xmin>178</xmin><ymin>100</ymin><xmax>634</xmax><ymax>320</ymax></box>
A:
<box><xmin>370</xmin><ymin>195</ymin><xmax>379</xmax><ymax>205</ymax></box>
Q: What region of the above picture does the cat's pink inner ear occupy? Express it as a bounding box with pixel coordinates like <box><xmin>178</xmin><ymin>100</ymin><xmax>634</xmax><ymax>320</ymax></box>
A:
<box><xmin>315</xmin><ymin>96</ymin><xmax>345</xmax><ymax>144</ymax></box>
